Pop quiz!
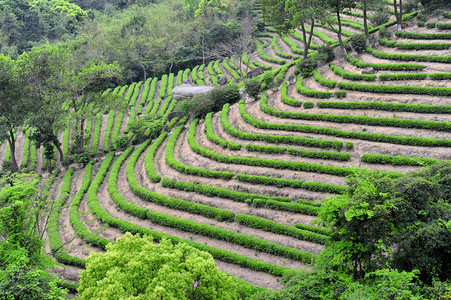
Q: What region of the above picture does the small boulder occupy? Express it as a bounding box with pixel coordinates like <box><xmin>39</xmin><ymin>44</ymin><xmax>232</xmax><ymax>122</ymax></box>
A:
<box><xmin>247</xmin><ymin>66</ymin><xmax>265</xmax><ymax>78</ymax></box>
<box><xmin>362</xmin><ymin>67</ymin><xmax>375</xmax><ymax>74</ymax></box>
<box><xmin>172</xmin><ymin>83</ymin><xmax>215</xmax><ymax>100</ymax></box>
<box><xmin>218</xmin><ymin>76</ymin><xmax>228</xmax><ymax>85</ymax></box>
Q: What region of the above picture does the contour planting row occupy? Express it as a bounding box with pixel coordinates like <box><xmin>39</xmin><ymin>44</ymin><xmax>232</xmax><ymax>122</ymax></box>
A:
<box><xmin>260</xmin><ymin>94</ymin><xmax>451</xmax><ymax>147</ymax></box>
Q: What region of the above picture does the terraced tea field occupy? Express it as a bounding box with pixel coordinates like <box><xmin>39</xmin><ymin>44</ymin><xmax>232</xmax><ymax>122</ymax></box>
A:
<box><xmin>1</xmin><ymin>3</ymin><xmax>450</xmax><ymax>291</ymax></box>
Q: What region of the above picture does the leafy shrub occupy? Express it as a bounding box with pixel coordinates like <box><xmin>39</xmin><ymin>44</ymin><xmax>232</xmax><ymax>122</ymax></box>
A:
<box><xmin>379</xmin><ymin>39</ymin><xmax>451</xmax><ymax>50</ymax></box>
<box><xmin>437</xmin><ymin>23</ymin><xmax>451</xmax><ymax>30</ymax></box>
<box><xmin>426</xmin><ymin>22</ymin><xmax>436</xmax><ymax>28</ymax></box>
<box><xmin>366</xmin><ymin>46</ymin><xmax>451</xmax><ymax>63</ymax></box>
<box><xmin>361</xmin><ymin>154</ymin><xmax>438</xmax><ymax>166</ymax></box>
<box><xmin>129</xmin><ymin>115</ymin><xmax>164</xmax><ymax>142</ymax></box>
<box><xmin>351</xmin><ymin>34</ymin><xmax>367</xmax><ymax>53</ymax></box>
<box><xmin>297</xmin><ymin>58</ymin><xmax>317</xmax><ymax>78</ymax></box>
<box><xmin>338</xmin><ymin>81</ymin><xmax>451</xmax><ymax>97</ymax></box>
<box><xmin>370</xmin><ymin>11</ymin><xmax>390</xmax><ymax>26</ymax></box>
<box><xmin>334</xmin><ymin>91</ymin><xmax>347</xmax><ymax>98</ymax></box>
<box><xmin>395</xmin><ymin>31</ymin><xmax>451</xmax><ymax>39</ymax></box>
<box><xmin>281</xmin><ymin>82</ymin><xmax>302</xmax><ymax>107</ymax></box>
<box><xmin>214</xmin><ymin>84</ymin><xmax>240</xmax><ymax>108</ymax></box>
<box><xmin>345</xmin><ymin>54</ymin><xmax>425</xmax><ymax>71</ymax></box>
<box><xmin>262</xmin><ymin>71</ymin><xmax>275</xmax><ymax>88</ymax></box>
<box><xmin>417</xmin><ymin>21</ymin><xmax>425</xmax><ymax>27</ymax></box>
<box><xmin>296</xmin><ymin>77</ymin><xmax>332</xmax><ymax>99</ymax></box>
<box><xmin>429</xmin><ymin>73</ymin><xmax>451</xmax><ymax>80</ymax></box>
<box><xmin>379</xmin><ymin>26</ymin><xmax>392</xmax><ymax>38</ymax></box>
<box><xmin>312</xmin><ymin>70</ymin><xmax>337</xmax><ymax>88</ymax></box>
<box><xmin>112</xmin><ymin>135</ymin><xmax>130</xmax><ymax>151</ymax></box>
<box><xmin>317</xmin><ymin>100</ymin><xmax>451</xmax><ymax>114</ymax></box>
<box><xmin>314</xmin><ymin>44</ymin><xmax>335</xmax><ymax>63</ymax></box>
<box><xmin>245</xmin><ymin>79</ymin><xmax>262</xmax><ymax>100</ymax></box>
<box><xmin>379</xmin><ymin>73</ymin><xmax>428</xmax><ymax>81</ymax></box>
<box><xmin>417</xmin><ymin>12</ymin><xmax>427</xmax><ymax>21</ymax></box>
<box><xmin>345</xmin><ymin>142</ymin><xmax>354</xmax><ymax>150</ymax></box>
<box><xmin>303</xmin><ymin>102</ymin><xmax>314</xmax><ymax>109</ymax></box>
<box><xmin>330</xmin><ymin>63</ymin><xmax>377</xmax><ymax>81</ymax></box>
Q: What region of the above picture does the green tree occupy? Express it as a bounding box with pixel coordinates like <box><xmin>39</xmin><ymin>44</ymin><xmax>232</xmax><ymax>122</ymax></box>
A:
<box><xmin>358</xmin><ymin>0</ymin><xmax>383</xmax><ymax>40</ymax></box>
<box><xmin>0</xmin><ymin>266</ymin><xmax>67</xmax><ymax>300</ymax></box>
<box><xmin>78</xmin><ymin>232</ymin><xmax>240</xmax><ymax>299</ymax></box>
<box><xmin>0</xmin><ymin>54</ymin><xmax>29</xmax><ymax>172</ymax></box>
<box><xmin>318</xmin><ymin>162</ymin><xmax>451</xmax><ymax>283</ymax></box>
<box><xmin>262</xmin><ymin>0</ymin><xmax>324</xmax><ymax>59</ymax></box>
<box><xmin>18</xmin><ymin>43</ymin><xmax>68</xmax><ymax>166</ymax></box>
<box><xmin>324</xmin><ymin>0</ymin><xmax>356</xmax><ymax>55</ymax></box>
<box><xmin>0</xmin><ymin>174</ymin><xmax>69</xmax><ymax>299</ymax></box>
<box><xmin>55</xmin><ymin>36</ymin><xmax>122</xmax><ymax>150</ymax></box>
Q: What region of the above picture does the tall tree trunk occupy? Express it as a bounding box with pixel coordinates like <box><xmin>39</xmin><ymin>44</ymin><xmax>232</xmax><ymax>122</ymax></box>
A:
<box><xmin>336</xmin><ymin>10</ymin><xmax>346</xmax><ymax>56</ymax></box>
<box><xmin>8</xmin><ymin>128</ymin><xmax>18</xmax><ymax>172</ymax></box>
<box><xmin>363</xmin><ymin>0</ymin><xmax>369</xmax><ymax>39</ymax></box>
<box><xmin>55</xmin><ymin>142</ymin><xmax>64</xmax><ymax>165</ymax></box>
<box><xmin>394</xmin><ymin>0</ymin><xmax>402</xmax><ymax>31</ymax></box>
<box><xmin>305</xmin><ymin>20</ymin><xmax>315</xmax><ymax>60</ymax></box>
<box><xmin>75</xmin><ymin>119</ymin><xmax>84</xmax><ymax>150</ymax></box>
<box><xmin>300</xmin><ymin>22</ymin><xmax>308</xmax><ymax>60</ymax></box>
<box><xmin>140</xmin><ymin>62</ymin><xmax>147</xmax><ymax>82</ymax></box>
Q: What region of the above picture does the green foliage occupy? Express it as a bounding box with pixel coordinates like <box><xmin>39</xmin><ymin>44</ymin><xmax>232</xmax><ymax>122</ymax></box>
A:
<box><xmin>317</xmin><ymin>100</ymin><xmax>451</xmax><ymax>114</ymax></box>
<box><xmin>296</xmin><ymin>58</ymin><xmax>317</xmax><ymax>78</ymax></box>
<box><xmin>112</xmin><ymin>135</ymin><xmax>130</xmax><ymax>151</ymax></box>
<box><xmin>318</xmin><ymin>162</ymin><xmax>451</xmax><ymax>283</ymax></box>
<box><xmin>345</xmin><ymin>54</ymin><xmax>425</xmax><ymax>71</ymax></box>
<box><xmin>379</xmin><ymin>73</ymin><xmax>428</xmax><ymax>81</ymax></box>
<box><xmin>259</xmin><ymin>94</ymin><xmax>451</xmax><ymax>147</ymax></box>
<box><xmin>361</xmin><ymin>154</ymin><xmax>439</xmax><ymax>166</ymax></box>
<box><xmin>281</xmin><ymin>82</ymin><xmax>302</xmax><ymax>107</ymax></box>
<box><xmin>330</xmin><ymin>63</ymin><xmax>376</xmax><ymax>81</ymax></box>
<box><xmin>245</xmin><ymin>79</ymin><xmax>262</xmax><ymax>100</ymax></box>
<box><xmin>430</xmin><ymin>73</ymin><xmax>451</xmax><ymax>80</ymax></box>
<box><xmin>350</xmin><ymin>34</ymin><xmax>367</xmax><ymax>53</ymax></box>
<box><xmin>334</xmin><ymin>90</ymin><xmax>346</xmax><ymax>98</ymax></box>
<box><xmin>205</xmin><ymin>113</ymin><xmax>242</xmax><ymax>150</ymax></box>
<box><xmin>395</xmin><ymin>31</ymin><xmax>451</xmax><ymax>39</ymax></box>
<box><xmin>338</xmin><ymin>81</ymin><xmax>451</xmax><ymax>97</ymax></box>
<box><xmin>379</xmin><ymin>38</ymin><xmax>451</xmax><ymax>50</ymax></box>
<box><xmin>370</xmin><ymin>10</ymin><xmax>391</xmax><ymax>26</ymax></box>
<box><xmin>79</xmin><ymin>233</ymin><xmax>240</xmax><ymax>300</ymax></box>
<box><xmin>162</xmin><ymin>178</ymin><xmax>290</xmax><ymax>205</ymax></box>
<box><xmin>303</xmin><ymin>102</ymin><xmax>314</xmax><ymax>109</ymax></box>
<box><xmin>129</xmin><ymin>115</ymin><xmax>164</xmax><ymax>143</ymax></box>
<box><xmin>256</xmin><ymin>40</ymin><xmax>286</xmax><ymax>64</ymax></box>
<box><xmin>296</xmin><ymin>76</ymin><xmax>332</xmax><ymax>99</ymax></box>
<box><xmin>0</xmin><ymin>266</ymin><xmax>68</xmax><ymax>300</ymax></box>
<box><xmin>345</xmin><ymin>142</ymin><xmax>354</xmax><ymax>151</ymax></box>
<box><xmin>437</xmin><ymin>22</ymin><xmax>451</xmax><ymax>29</ymax></box>
<box><xmin>312</xmin><ymin>70</ymin><xmax>337</xmax><ymax>88</ymax></box>
<box><xmin>177</xmin><ymin>84</ymin><xmax>239</xmax><ymax>119</ymax></box>
<box><xmin>236</xmin><ymin>214</ymin><xmax>330</xmax><ymax>244</ymax></box>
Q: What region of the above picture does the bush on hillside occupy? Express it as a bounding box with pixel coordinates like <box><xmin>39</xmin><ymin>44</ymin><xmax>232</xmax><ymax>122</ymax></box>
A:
<box><xmin>245</xmin><ymin>79</ymin><xmax>262</xmax><ymax>100</ymax></box>
<box><xmin>296</xmin><ymin>58</ymin><xmax>317</xmax><ymax>78</ymax></box>
<box><xmin>351</xmin><ymin>34</ymin><xmax>367</xmax><ymax>53</ymax></box>
<box><xmin>176</xmin><ymin>84</ymin><xmax>240</xmax><ymax>119</ymax></box>
<box><xmin>370</xmin><ymin>11</ymin><xmax>390</xmax><ymax>26</ymax></box>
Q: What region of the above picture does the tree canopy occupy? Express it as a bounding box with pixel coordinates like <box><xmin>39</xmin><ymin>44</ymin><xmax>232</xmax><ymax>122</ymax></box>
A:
<box><xmin>78</xmin><ymin>232</ymin><xmax>240</xmax><ymax>299</ymax></box>
<box><xmin>318</xmin><ymin>162</ymin><xmax>451</xmax><ymax>283</ymax></box>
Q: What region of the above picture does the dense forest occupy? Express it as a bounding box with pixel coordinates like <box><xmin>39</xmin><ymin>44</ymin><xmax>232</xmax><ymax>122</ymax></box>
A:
<box><xmin>0</xmin><ymin>0</ymin><xmax>450</xmax><ymax>299</ymax></box>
